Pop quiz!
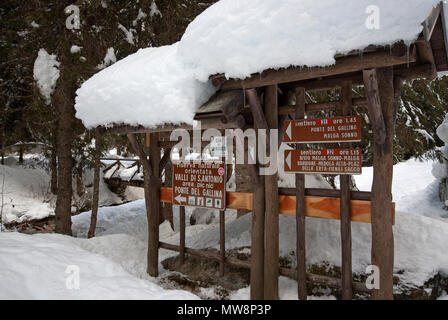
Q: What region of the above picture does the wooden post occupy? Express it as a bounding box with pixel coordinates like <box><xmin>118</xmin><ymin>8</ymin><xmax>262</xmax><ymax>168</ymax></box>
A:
<box><xmin>180</xmin><ymin>205</ymin><xmax>186</xmax><ymax>264</ymax></box>
<box><xmin>363</xmin><ymin>68</ymin><xmax>396</xmax><ymax>300</ymax></box>
<box><xmin>148</xmin><ymin>132</ymin><xmax>161</xmax><ymax>276</ymax></box>
<box><xmin>340</xmin><ymin>81</ymin><xmax>353</xmax><ymax>300</ymax></box>
<box><xmin>220</xmin><ymin>210</ymin><xmax>225</xmax><ymax>276</ymax></box>
<box><xmin>88</xmin><ymin>130</ymin><xmax>101</xmax><ymax>239</ymax></box>
<box><xmin>264</xmin><ymin>84</ymin><xmax>279</xmax><ymax>300</ymax></box>
<box><xmin>127</xmin><ymin>133</ymin><xmax>157</xmax><ymax>276</ymax></box>
<box><xmin>251</xmin><ymin>173</ymin><xmax>265</xmax><ymax>299</ymax></box>
<box><xmin>295</xmin><ymin>87</ymin><xmax>307</xmax><ymax>300</ymax></box>
<box><xmin>235</xmin><ymin>120</ymin><xmax>265</xmax><ymax>300</ymax></box>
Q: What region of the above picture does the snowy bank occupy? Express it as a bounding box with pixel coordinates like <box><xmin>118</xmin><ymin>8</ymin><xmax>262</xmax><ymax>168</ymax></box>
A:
<box><xmin>0</xmin><ymin>232</ymin><xmax>198</xmax><ymax>300</ymax></box>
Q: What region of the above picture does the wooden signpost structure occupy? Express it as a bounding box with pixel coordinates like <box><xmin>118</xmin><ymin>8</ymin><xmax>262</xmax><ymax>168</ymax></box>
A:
<box><xmin>91</xmin><ymin>4</ymin><xmax>448</xmax><ymax>301</ymax></box>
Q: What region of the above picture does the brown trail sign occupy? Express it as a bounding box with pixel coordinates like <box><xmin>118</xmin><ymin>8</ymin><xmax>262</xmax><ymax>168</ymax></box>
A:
<box><xmin>283</xmin><ymin>115</ymin><xmax>361</xmax><ymax>143</ymax></box>
<box><xmin>173</xmin><ymin>161</ymin><xmax>226</xmax><ymax>210</ymax></box>
<box><xmin>284</xmin><ymin>148</ymin><xmax>362</xmax><ymax>175</ymax></box>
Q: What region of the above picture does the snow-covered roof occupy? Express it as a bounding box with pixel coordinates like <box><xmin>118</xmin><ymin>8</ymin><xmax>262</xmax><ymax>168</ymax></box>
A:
<box><xmin>75</xmin><ymin>0</ymin><xmax>443</xmax><ymax>130</ymax></box>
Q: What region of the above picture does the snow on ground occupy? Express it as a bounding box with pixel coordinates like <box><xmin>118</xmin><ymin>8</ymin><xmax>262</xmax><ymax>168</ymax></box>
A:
<box><xmin>354</xmin><ymin>158</ymin><xmax>448</xmax><ymax>220</ymax></box>
<box><xmin>0</xmin><ymin>160</ymin><xmax>54</xmax><ymax>224</ymax></box>
<box><xmin>0</xmin><ymin>232</ymin><xmax>198</xmax><ymax>299</ymax></box>
<box><xmin>2</xmin><ymin>155</ymin><xmax>448</xmax><ymax>299</ymax></box>
<box><xmin>71</xmin><ymin>155</ymin><xmax>448</xmax><ymax>299</ymax></box>
<box><xmin>0</xmin><ymin>155</ymin><xmax>143</xmax><ymax>224</ymax></box>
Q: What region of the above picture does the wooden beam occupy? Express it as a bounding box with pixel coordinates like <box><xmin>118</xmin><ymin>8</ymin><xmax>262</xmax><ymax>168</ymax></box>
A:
<box><xmin>279</xmin><ymin>267</ymin><xmax>369</xmax><ymax>294</ymax></box>
<box><xmin>88</xmin><ymin>130</ymin><xmax>101</xmax><ymax>239</ymax></box>
<box><xmin>340</xmin><ymin>81</ymin><xmax>353</xmax><ymax>300</ymax></box>
<box><xmin>278</xmin><ymin>98</ymin><xmax>367</xmax><ymax>115</ymax></box>
<box><xmin>220</xmin><ymin>210</ymin><xmax>226</xmax><ymax>277</ymax></box>
<box><xmin>158</xmin><ymin>188</ymin><xmax>395</xmax><ymax>224</ymax></box>
<box><xmin>159</xmin><ymin>148</ymin><xmax>172</xmax><ymax>176</ymax></box>
<box><xmin>159</xmin><ymin>241</ymin><xmax>369</xmax><ymax>294</ymax></box>
<box><xmin>127</xmin><ymin>134</ymin><xmax>153</xmax><ymax>176</ymax></box>
<box><xmin>363</xmin><ymin>69</ymin><xmax>387</xmax><ymax>146</ymax></box>
<box><xmin>103</xmin><ymin>117</ymin><xmax>245</xmax><ymax>135</ymax></box>
<box><xmin>180</xmin><ymin>206</ymin><xmax>186</xmax><ymax>264</ymax></box>
<box><xmin>279</xmin><ymin>196</ymin><xmax>395</xmax><ymax>224</ymax></box>
<box><xmin>278</xmin><ymin>187</ymin><xmax>372</xmax><ymax>201</ymax></box>
<box><xmin>147</xmin><ymin>133</ymin><xmax>161</xmax><ymax>276</ymax></box>
<box><xmin>220</xmin><ymin>50</ymin><xmax>416</xmax><ymax>90</ymax></box>
<box><xmin>264</xmin><ymin>85</ymin><xmax>279</xmax><ymax>300</ymax></box>
<box><xmin>295</xmin><ymin>87</ymin><xmax>307</xmax><ymax>301</ymax></box>
<box><xmin>250</xmin><ymin>173</ymin><xmax>265</xmax><ymax>300</ymax></box>
<box><xmin>370</xmin><ymin>67</ymin><xmax>396</xmax><ymax>300</ymax></box>
<box><xmin>415</xmin><ymin>40</ymin><xmax>437</xmax><ymax>79</ymax></box>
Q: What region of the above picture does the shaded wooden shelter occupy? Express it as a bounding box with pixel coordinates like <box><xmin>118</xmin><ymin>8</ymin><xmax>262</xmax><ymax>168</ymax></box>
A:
<box><xmin>89</xmin><ymin>3</ymin><xmax>448</xmax><ymax>300</ymax></box>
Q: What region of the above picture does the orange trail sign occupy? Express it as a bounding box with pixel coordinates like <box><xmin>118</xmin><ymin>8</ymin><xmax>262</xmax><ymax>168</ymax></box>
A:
<box><xmin>173</xmin><ymin>161</ymin><xmax>226</xmax><ymax>210</ymax></box>
<box><xmin>283</xmin><ymin>115</ymin><xmax>361</xmax><ymax>143</ymax></box>
<box><xmin>284</xmin><ymin>148</ymin><xmax>362</xmax><ymax>175</ymax></box>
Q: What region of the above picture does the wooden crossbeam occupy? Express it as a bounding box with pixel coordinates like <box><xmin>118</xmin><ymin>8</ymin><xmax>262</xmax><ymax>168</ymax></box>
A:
<box><xmin>218</xmin><ymin>50</ymin><xmax>416</xmax><ymax>90</ymax></box>
<box><xmin>159</xmin><ymin>187</ymin><xmax>395</xmax><ymax>224</ymax></box>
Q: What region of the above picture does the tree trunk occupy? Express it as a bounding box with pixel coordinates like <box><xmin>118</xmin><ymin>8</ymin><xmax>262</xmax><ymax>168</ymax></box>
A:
<box><xmin>18</xmin><ymin>145</ymin><xmax>24</xmax><ymax>165</ymax></box>
<box><xmin>54</xmin><ymin>86</ymin><xmax>74</xmax><ymax>236</ymax></box>
<box><xmin>88</xmin><ymin>131</ymin><xmax>101</xmax><ymax>238</ymax></box>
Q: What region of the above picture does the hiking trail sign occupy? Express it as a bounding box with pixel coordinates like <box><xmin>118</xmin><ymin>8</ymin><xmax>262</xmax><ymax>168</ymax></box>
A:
<box><xmin>284</xmin><ymin>148</ymin><xmax>362</xmax><ymax>175</ymax></box>
<box><xmin>283</xmin><ymin>115</ymin><xmax>361</xmax><ymax>143</ymax></box>
<box><xmin>173</xmin><ymin>161</ymin><xmax>226</xmax><ymax>210</ymax></box>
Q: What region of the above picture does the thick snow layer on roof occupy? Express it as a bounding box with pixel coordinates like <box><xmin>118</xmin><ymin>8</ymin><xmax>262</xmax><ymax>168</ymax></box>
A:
<box><xmin>75</xmin><ymin>0</ymin><xmax>440</xmax><ymax>128</ymax></box>
<box><xmin>75</xmin><ymin>43</ymin><xmax>216</xmax><ymax>129</ymax></box>
<box><xmin>180</xmin><ymin>0</ymin><xmax>440</xmax><ymax>81</ymax></box>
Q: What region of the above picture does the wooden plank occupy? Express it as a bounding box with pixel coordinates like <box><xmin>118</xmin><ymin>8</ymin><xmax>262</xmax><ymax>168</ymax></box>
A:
<box><xmin>250</xmin><ymin>172</ymin><xmax>265</xmax><ymax>300</ymax></box>
<box><xmin>159</xmin><ymin>148</ymin><xmax>172</xmax><ymax>176</ymax></box>
<box><xmin>295</xmin><ymin>87</ymin><xmax>307</xmax><ymax>301</ymax></box>
<box><xmin>127</xmin><ymin>133</ymin><xmax>158</xmax><ymax>277</ymax></box>
<box><xmin>159</xmin><ymin>187</ymin><xmax>395</xmax><ymax>224</ymax></box>
<box><xmin>220</xmin><ymin>210</ymin><xmax>225</xmax><ymax>276</ymax></box>
<box><xmin>148</xmin><ymin>133</ymin><xmax>160</xmax><ymax>276</ymax></box>
<box><xmin>278</xmin><ymin>187</ymin><xmax>372</xmax><ymax>201</ymax></box>
<box><xmin>370</xmin><ymin>68</ymin><xmax>396</xmax><ymax>300</ymax></box>
<box><xmin>278</xmin><ymin>267</ymin><xmax>369</xmax><ymax>294</ymax></box>
<box><xmin>340</xmin><ymin>81</ymin><xmax>353</xmax><ymax>300</ymax></box>
<box><xmin>180</xmin><ymin>206</ymin><xmax>186</xmax><ymax>264</ymax></box>
<box><xmin>363</xmin><ymin>69</ymin><xmax>387</xmax><ymax>146</ymax></box>
<box><xmin>280</xmin><ymin>196</ymin><xmax>395</xmax><ymax>224</ymax></box>
<box><xmin>279</xmin><ymin>98</ymin><xmax>367</xmax><ymax>115</ymax></box>
<box><xmin>159</xmin><ymin>241</ymin><xmax>369</xmax><ymax>294</ymax></box>
<box><xmin>220</xmin><ymin>50</ymin><xmax>416</xmax><ymax>90</ymax></box>
<box><xmin>263</xmin><ymin>85</ymin><xmax>279</xmax><ymax>300</ymax></box>
<box><xmin>88</xmin><ymin>130</ymin><xmax>101</xmax><ymax>239</ymax></box>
